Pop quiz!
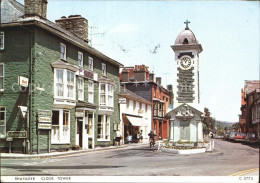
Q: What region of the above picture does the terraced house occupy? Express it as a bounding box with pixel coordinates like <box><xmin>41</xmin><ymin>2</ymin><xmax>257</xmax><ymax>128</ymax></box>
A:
<box><xmin>0</xmin><ymin>0</ymin><xmax>123</xmax><ymax>153</ymax></box>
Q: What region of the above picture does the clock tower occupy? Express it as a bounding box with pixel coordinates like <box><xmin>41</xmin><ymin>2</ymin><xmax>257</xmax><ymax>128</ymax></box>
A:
<box><xmin>171</xmin><ymin>20</ymin><xmax>203</xmax><ymax>106</ymax></box>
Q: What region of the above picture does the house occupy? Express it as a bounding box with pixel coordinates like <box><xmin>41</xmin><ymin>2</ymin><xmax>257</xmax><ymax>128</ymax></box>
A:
<box><xmin>119</xmin><ymin>86</ymin><xmax>152</xmax><ymax>144</ymax></box>
<box><xmin>239</xmin><ymin>80</ymin><xmax>260</xmax><ymax>139</ymax></box>
<box><xmin>120</xmin><ymin>65</ymin><xmax>171</xmax><ymax>140</ymax></box>
<box><xmin>0</xmin><ymin>0</ymin><xmax>123</xmax><ymax>153</ymax></box>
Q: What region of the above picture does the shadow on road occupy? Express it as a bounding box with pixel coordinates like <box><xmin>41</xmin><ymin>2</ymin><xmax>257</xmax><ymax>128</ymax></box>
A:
<box><xmin>2</xmin><ymin>165</ymin><xmax>125</xmax><ymax>169</ymax></box>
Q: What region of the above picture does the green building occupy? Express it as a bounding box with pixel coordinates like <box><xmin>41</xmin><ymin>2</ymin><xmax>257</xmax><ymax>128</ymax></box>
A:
<box><xmin>0</xmin><ymin>0</ymin><xmax>123</xmax><ymax>153</ymax></box>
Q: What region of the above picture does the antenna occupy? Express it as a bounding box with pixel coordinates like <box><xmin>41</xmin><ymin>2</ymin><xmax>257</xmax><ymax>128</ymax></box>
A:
<box><xmin>88</xmin><ymin>25</ymin><xmax>105</xmax><ymax>47</ymax></box>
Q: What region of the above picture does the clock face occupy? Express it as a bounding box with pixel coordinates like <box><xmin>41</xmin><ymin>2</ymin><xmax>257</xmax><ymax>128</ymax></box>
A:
<box><xmin>180</xmin><ymin>57</ymin><xmax>192</xmax><ymax>69</ymax></box>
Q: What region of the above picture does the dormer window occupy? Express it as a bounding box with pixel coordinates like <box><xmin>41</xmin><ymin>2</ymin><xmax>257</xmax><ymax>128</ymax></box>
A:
<box><xmin>183</xmin><ymin>38</ymin><xmax>189</xmax><ymax>44</ymax></box>
<box><xmin>102</xmin><ymin>63</ymin><xmax>106</xmax><ymax>76</ymax></box>
<box><xmin>60</xmin><ymin>43</ymin><xmax>66</xmax><ymax>60</ymax></box>
<box><xmin>0</xmin><ymin>32</ymin><xmax>4</xmax><ymax>50</ymax></box>
<box><xmin>78</xmin><ymin>52</ymin><xmax>83</xmax><ymax>67</ymax></box>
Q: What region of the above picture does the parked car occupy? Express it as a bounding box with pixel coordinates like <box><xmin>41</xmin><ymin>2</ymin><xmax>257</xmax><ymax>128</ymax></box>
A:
<box><xmin>245</xmin><ymin>133</ymin><xmax>259</xmax><ymax>144</ymax></box>
<box><xmin>223</xmin><ymin>133</ymin><xmax>230</xmax><ymax>140</ymax></box>
<box><xmin>234</xmin><ymin>132</ymin><xmax>246</xmax><ymax>142</ymax></box>
<box><xmin>228</xmin><ymin>132</ymin><xmax>236</xmax><ymax>141</ymax></box>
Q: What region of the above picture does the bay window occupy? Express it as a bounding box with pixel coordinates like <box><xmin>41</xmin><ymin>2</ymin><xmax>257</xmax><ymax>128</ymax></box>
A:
<box><xmin>99</xmin><ymin>83</ymin><xmax>114</xmax><ymax>108</ymax></box>
<box><xmin>0</xmin><ymin>107</ymin><xmax>6</xmax><ymax>138</ymax></box>
<box><xmin>51</xmin><ymin>109</ymin><xmax>70</xmax><ymax>144</ymax></box>
<box><xmin>0</xmin><ymin>32</ymin><xmax>4</xmax><ymax>50</ymax></box>
<box><xmin>88</xmin><ymin>81</ymin><xmax>94</xmax><ymax>103</ymax></box>
<box><xmin>97</xmin><ymin>115</ymin><xmax>110</xmax><ymax>140</ymax></box>
<box><xmin>54</xmin><ymin>68</ymin><xmax>76</xmax><ymax>100</ymax></box>
<box><xmin>78</xmin><ymin>78</ymin><xmax>84</xmax><ymax>101</ymax></box>
<box><xmin>0</xmin><ymin>63</ymin><xmax>4</xmax><ymax>91</ymax></box>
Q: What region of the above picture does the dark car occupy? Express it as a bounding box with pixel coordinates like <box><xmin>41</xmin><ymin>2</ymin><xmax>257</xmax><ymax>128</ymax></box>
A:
<box><xmin>245</xmin><ymin>133</ymin><xmax>259</xmax><ymax>144</ymax></box>
<box><xmin>234</xmin><ymin>132</ymin><xmax>246</xmax><ymax>142</ymax></box>
<box><xmin>228</xmin><ymin>132</ymin><xmax>236</xmax><ymax>141</ymax></box>
<box><xmin>223</xmin><ymin>133</ymin><xmax>230</xmax><ymax>140</ymax></box>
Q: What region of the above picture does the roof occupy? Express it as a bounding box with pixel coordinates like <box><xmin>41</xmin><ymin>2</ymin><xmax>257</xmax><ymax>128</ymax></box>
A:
<box><xmin>1</xmin><ymin>0</ymin><xmax>123</xmax><ymax>67</ymax></box>
<box><xmin>119</xmin><ymin>86</ymin><xmax>152</xmax><ymax>105</ymax></box>
<box><xmin>165</xmin><ymin>103</ymin><xmax>204</xmax><ymax>118</ymax></box>
<box><xmin>174</xmin><ymin>29</ymin><xmax>199</xmax><ymax>45</ymax></box>
<box><xmin>244</xmin><ymin>80</ymin><xmax>260</xmax><ymax>95</ymax></box>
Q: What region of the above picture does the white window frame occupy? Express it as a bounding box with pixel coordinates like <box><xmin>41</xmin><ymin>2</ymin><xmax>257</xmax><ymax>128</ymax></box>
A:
<box><xmin>88</xmin><ymin>81</ymin><xmax>94</xmax><ymax>103</ymax></box>
<box><xmin>0</xmin><ymin>32</ymin><xmax>4</xmax><ymax>50</ymax></box>
<box><xmin>0</xmin><ymin>107</ymin><xmax>6</xmax><ymax>138</ymax></box>
<box><xmin>78</xmin><ymin>51</ymin><xmax>83</xmax><ymax>67</ymax></box>
<box><xmin>67</xmin><ymin>70</ymin><xmax>75</xmax><ymax>99</ymax></box>
<box><xmin>88</xmin><ymin>57</ymin><xmax>93</xmax><ymax>71</ymax></box>
<box><xmin>0</xmin><ymin>63</ymin><xmax>4</xmax><ymax>91</ymax></box>
<box><xmin>102</xmin><ymin>63</ymin><xmax>106</xmax><ymax>76</ymax></box>
<box><xmin>60</xmin><ymin>43</ymin><xmax>66</xmax><ymax>60</ymax></box>
<box><xmin>97</xmin><ymin>115</ymin><xmax>110</xmax><ymax>141</ymax></box>
<box><xmin>78</xmin><ymin>77</ymin><xmax>84</xmax><ymax>101</ymax></box>
<box><xmin>99</xmin><ymin>83</ymin><xmax>114</xmax><ymax>108</ymax></box>
<box><xmin>54</xmin><ymin>68</ymin><xmax>76</xmax><ymax>100</ymax></box>
<box><xmin>51</xmin><ymin>109</ymin><xmax>70</xmax><ymax>144</ymax></box>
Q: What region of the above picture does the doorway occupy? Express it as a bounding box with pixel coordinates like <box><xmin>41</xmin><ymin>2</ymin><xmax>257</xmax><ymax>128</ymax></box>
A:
<box><xmin>77</xmin><ymin>118</ymin><xmax>83</xmax><ymax>147</ymax></box>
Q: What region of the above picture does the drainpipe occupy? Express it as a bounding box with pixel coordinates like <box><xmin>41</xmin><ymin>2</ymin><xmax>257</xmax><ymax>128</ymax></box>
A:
<box><xmin>20</xmin><ymin>24</ymin><xmax>34</xmax><ymax>154</ymax></box>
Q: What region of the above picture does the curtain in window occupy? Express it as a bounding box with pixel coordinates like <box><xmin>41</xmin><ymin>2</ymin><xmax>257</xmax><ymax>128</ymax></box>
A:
<box><xmin>56</xmin><ymin>70</ymin><xmax>63</xmax><ymax>97</ymax></box>
<box><xmin>100</xmin><ymin>84</ymin><xmax>106</xmax><ymax>105</ymax></box>
<box><xmin>67</xmin><ymin>71</ymin><xmax>74</xmax><ymax>98</ymax></box>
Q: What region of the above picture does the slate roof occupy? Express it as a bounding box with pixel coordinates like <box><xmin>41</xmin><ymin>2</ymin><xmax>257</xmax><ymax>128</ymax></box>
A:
<box><xmin>1</xmin><ymin>0</ymin><xmax>123</xmax><ymax>67</ymax></box>
<box><xmin>119</xmin><ymin>86</ymin><xmax>152</xmax><ymax>105</ymax></box>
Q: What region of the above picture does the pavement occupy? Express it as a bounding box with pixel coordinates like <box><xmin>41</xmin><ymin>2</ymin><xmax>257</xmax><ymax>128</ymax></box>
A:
<box><xmin>0</xmin><ymin>142</ymin><xmax>147</xmax><ymax>159</ymax></box>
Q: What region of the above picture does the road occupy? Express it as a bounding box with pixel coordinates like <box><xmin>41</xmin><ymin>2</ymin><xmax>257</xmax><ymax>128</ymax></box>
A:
<box><xmin>1</xmin><ymin>139</ymin><xmax>259</xmax><ymax>176</ymax></box>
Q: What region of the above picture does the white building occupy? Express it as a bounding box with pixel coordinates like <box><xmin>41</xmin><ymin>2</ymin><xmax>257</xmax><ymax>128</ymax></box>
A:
<box><xmin>166</xmin><ymin>20</ymin><xmax>204</xmax><ymax>143</ymax></box>
<box><xmin>119</xmin><ymin>86</ymin><xmax>152</xmax><ymax>144</ymax></box>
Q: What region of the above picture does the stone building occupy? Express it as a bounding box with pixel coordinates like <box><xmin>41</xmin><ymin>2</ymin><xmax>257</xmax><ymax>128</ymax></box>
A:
<box><xmin>120</xmin><ymin>65</ymin><xmax>171</xmax><ymax>140</ymax></box>
<box><xmin>0</xmin><ymin>0</ymin><xmax>123</xmax><ymax>153</ymax></box>
<box><xmin>166</xmin><ymin>20</ymin><xmax>204</xmax><ymax>143</ymax></box>
<box><xmin>239</xmin><ymin>80</ymin><xmax>260</xmax><ymax>139</ymax></box>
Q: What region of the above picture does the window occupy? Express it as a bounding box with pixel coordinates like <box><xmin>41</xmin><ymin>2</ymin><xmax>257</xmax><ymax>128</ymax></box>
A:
<box><xmin>78</xmin><ymin>78</ymin><xmax>84</xmax><ymax>101</ymax></box>
<box><xmin>102</xmin><ymin>63</ymin><xmax>106</xmax><ymax>76</ymax></box>
<box><xmin>55</xmin><ymin>69</ymin><xmax>63</xmax><ymax>97</ymax></box>
<box><xmin>89</xmin><ymin>57</ymin><xmax>93</xmax><ymax>71</ymax></box>
<box><xmin>0</xmin><ymin>32</ymin><xmax>4</xmax><ymax>50</ymax></box>
<box><xmin>51</xmin><ymin>110</ymin><xmax>70</xmax><ymax>143</ymax></box>
<box><xmin>87</xmin><ymin>113</ymin><xmax>93</xmax><ymax>136</ymax></box>
<box><xmin>67</xmin><ymin>70</ymin><xmax>75</xmax><ymax>98</ymax></box>
<box><xmin>133</xmin><ymin>101</ymin><xmax>136</xmax><ymax>111</ymax></box>
<box><xmin>99</xmin><ymin>83</ymin><xmax>114</xmax><ymax>108</ymax></box>
<box><xmin>0</xmin><ymin>107</ymin><xmax>6</xmax><ymax>138</ymax></box>
<box><xmin>0</xmin><ymin>63</ymin><xmax>4</xmax><ymax>91</ymax></box>
<box><xmin>78</xmin><ymin>52</ymin><xmax>83</xmax><ymax>67</ymax></box>
<box><xmin>60</xmin><ymin>43</ymin><xmax>66</xmax><ymax>60</ymax></box>
<box><xmin>97</xmin><ymin>115</ymin><xmax>110</xmax><ymax>140</ymax></box>
<box><xmin>54</xmin><ymin>69</ymin><xmax>76</xmax><ymax>100</ymax></box>
<box><xmin>88</xmin><ymin>81</ymin><xmax>94</xmax><ymax>103</ymax></box>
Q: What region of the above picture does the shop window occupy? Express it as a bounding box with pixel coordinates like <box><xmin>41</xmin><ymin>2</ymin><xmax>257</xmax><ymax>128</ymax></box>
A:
<box><xmin>0</xmin><ymin>107</ymin><xmax>6</xmax><ymax>138</ymax></box>
<box><xmin>78</xmin><ymin>78</ymin><xmax>84</xmax><ymax>101</ymax></box>
<box><xmin>60</xmin><ymin>43</ymin><xmax>66</xmax><ymax>60</ymax></box>
<box><xmin>97</xmin><ymin>115</ymin><xmax>110</xmax><ymax>141</ymax></box>
<box><xmin>0</xmin><ymin>32</ymin><xmax>4</xmax><ymax>50</ymax></box>
<box><xmin>0</xmin><ymin>63</ymin><xmax>4</xmax><ymax>91</ymax></box>
<box><xmin>51</xmin><ymin>110</ymin><xmax>70</xmax><ymax>144</ymax></box>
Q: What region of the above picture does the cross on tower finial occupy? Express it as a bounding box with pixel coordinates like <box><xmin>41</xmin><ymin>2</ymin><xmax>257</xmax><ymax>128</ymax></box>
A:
<box><xmin>184</xmin><ymin>19</ymin><xmax>191</xmax><ymax>30</ymax></box>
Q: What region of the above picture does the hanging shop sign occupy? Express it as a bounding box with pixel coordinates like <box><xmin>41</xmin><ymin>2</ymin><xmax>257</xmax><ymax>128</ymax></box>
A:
<box><xmin>18</xmin><ymin>76</ymin><xmax>29</xmax><ymax>87</ymax></box>
<box><xmin>7</xmin><ymin>131</ymin><xmax>27</xmax><ymax>138</ymax></box>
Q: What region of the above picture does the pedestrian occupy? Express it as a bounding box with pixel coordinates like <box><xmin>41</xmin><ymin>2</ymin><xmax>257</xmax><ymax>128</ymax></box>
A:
<box><xmin>115</xmin><ymin>130</ymin><xmax>121</xmax><ymax>146</ymax></box>
<box><xmin>139</xmin><ymin>130</ymin><xmax>143</xmax><ymax>142</ymax></box>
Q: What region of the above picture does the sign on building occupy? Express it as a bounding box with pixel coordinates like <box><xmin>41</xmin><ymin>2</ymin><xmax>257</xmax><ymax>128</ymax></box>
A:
<box><xmin>37</xmin><ymin>109</ymin><xmax>52</xmax><ymax>130</ymax></box>
<box><xmin>119</xmin><ymin>97</ymin><xmax>127</xmax><ymax>104</ymax></box>
<box><xmin>7</xmin><ymin>131</ymin><xmax>27</xmax><ymax>138</ymax></box>
<box><xmin>18</xmin><ymin>76</ymin><xmax>29</xmax><ymax>87</ymax></box>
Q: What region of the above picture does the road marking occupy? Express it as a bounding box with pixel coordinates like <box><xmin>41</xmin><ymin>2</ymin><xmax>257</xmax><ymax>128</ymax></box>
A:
<box><xmin>229</xmin><ymin>168</ymin><xmax>259</xmax><ymax>176</ymax></box>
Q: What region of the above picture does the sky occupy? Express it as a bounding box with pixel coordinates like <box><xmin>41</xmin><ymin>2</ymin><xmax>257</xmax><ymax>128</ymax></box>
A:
<box><xmin>18</xmin><ymin>0</ymin><xmax>260</xmax><ymax>122</ymax></box>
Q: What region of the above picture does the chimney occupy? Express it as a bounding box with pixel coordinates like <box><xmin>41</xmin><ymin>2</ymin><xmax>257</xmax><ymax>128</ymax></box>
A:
<box><xmin>122</xmin><ymin>69</ymin><xmax>129</xmax><ymax>82</ymax></box>
<box><xmin>55</xmin><ymin>15</ymin><xmax>88</xmax><ymax>42</ymax></box>
<box><xmin>24</xmin><ymin>0</ymin><xmax>48</xmax><ymax>18</ymax></box>
<box><xmin>134</xmin><ymin>65</ymin><xmax>146</xmax><ymax>81</ymax></box>
<box><xmin>156</xmin><ymin>77</ymin><xmax>161</xmax><ymax>85</ymax></box>
<box><xmin>149</xmin><ymin>73</ymin><xmax>154</xmax><ymax>82</ymax></box>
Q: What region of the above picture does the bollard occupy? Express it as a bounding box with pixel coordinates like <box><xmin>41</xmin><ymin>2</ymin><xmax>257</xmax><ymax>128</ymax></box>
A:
<box><xmin>212</xmin><ymin>140</ymin><xmax>215</xmax><ymax>150</ymax></box>
<box><xmin>158</xmin><ymin>141</ymin><xmax>161</xmax><ymax>151</ymax></box>
<box><xmin>208</xmin><ymin>141</ymin><xmax>212</xmax><ymax>151</ymax></box>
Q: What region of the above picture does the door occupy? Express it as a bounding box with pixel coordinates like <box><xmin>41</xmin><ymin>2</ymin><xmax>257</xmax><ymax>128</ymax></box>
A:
<box><xmin>77</xmin><ymin>118</ymin><xmax>83</xmax><ymax>147</ymax></box>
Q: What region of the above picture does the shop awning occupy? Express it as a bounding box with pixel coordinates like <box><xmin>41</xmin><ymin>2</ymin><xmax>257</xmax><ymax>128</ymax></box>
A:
<box><xmin>126</xmin><ymin>116</ymin><xmax>148</xmax><ymax>127</ymax></box>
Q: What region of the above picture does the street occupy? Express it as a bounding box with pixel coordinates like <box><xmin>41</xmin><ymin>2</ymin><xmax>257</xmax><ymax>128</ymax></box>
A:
<box><xmin>1</xmin><ymin>139</ymin><xmax>259</xmax><ymax>176</ymax></box>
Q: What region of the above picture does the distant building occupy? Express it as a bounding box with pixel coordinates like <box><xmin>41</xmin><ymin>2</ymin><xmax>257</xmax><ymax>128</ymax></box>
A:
<box><xmin>120</xmin><ymin>65</ymin><xmax>171</xmax><ymax>140</ymax></box>
<box><xmin>239</xmin><ymin>80</ymin><xmax>260</xmax><ymax>139</ymax></box>
<box><xmin>119</xmin><ymin>86</ymin><xmax>152</xmax><ymax>143</ymax></box>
